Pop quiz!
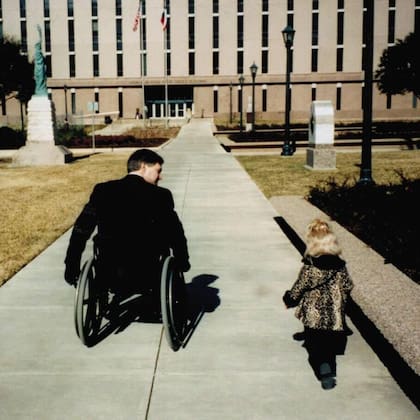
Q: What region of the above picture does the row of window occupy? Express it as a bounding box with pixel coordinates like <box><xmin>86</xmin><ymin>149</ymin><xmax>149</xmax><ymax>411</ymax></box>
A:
<box><xmin>212</xmin><ymin>83</ymin><xmax>418</xmax><ymax>114</ymax></box>
<box><xmin>5</xmin><ymin>0</ymin><xmax>420</xmax><ymax>79</ymax></box>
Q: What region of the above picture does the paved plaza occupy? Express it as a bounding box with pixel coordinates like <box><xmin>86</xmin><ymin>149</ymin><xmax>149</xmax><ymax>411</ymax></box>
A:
<box><xmin>0</xmin><ymin>119</ymin><xmax>418</xmax><ymax>419</ymax></box>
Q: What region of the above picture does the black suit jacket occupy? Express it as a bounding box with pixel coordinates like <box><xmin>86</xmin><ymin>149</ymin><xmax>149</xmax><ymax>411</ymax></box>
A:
<box><xmin>65</xmin><ymin>174</ymin><xmax>189</xmax><ymax>275</ymax></box>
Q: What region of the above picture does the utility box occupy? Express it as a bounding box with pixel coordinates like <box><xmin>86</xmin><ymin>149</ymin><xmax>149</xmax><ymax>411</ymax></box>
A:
<box><xmin>306</xmin><ymin>100</ymin><xmax>336</xmax><ymax>170</ymax></box>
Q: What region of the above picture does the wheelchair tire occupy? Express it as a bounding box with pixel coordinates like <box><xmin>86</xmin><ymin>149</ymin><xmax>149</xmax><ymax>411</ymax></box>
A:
<box><xmin>160</xmin><ymin>255</ymin><xmax>188</xmax><ymax>351</ymax></box>
<box><xmin>74</xmin><ymin>256</ymin><xmax>103</xmax><ymax>346</ymax></box>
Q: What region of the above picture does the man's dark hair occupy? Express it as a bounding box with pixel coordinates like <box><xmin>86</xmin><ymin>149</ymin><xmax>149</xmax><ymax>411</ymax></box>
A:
<box><xmin>127</xmin><ymin>149</ymin><xmax>164</xmax><ymax>173</ymax></box>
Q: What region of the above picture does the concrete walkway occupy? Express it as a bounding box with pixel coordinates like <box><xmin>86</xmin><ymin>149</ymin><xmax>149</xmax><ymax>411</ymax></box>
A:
<box><xmin>0</xmin><ymin>119</ymin><xmax>418</xmax><ymax>419</ymax></box>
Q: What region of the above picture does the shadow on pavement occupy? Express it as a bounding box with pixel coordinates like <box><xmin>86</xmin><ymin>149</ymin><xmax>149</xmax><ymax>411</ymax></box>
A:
<box><xmin>77</xmin><ymin>274</ymin><xmax>221</xmax><ymax>350</ymax></box>
<box><xmin>182</xmin><ymin>274</ymin><xmax>221</xmax><ymax>348</ymax></box>
<box><xmin>274</xmin><ymin>214</ymin><xmax>420</xmax><ymax>408</ymax></box>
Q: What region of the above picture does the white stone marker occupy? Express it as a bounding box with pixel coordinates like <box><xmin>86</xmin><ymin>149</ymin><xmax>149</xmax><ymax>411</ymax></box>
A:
<box><xmin>305</xmin><ymin>100</ymin><xmax>336</xmax><ymax>170</ymax></box>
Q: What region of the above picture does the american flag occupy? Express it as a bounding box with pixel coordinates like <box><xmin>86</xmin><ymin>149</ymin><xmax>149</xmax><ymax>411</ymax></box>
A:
<box><xmin>132</xmin><ymin>3</ymin><xmax>141</xmax><ymax>32</ymax></box>
<box><xmin>160</xmin><ymin>9</ymin><xmax>167</xmax><ymax>31</ymax></box>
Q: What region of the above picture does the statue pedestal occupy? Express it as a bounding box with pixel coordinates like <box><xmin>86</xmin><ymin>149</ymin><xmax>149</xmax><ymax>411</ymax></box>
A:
<box><xmin>12</xmin><ymin>96</ymin><xmax>72</xmax><ymax>166</ymax></box>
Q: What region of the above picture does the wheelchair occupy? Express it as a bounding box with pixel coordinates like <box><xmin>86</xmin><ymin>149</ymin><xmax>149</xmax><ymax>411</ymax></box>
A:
<box><xmin>74</xmin><ymin>245</ymin><xmax>188</xmax><ymax>351</ymax></box>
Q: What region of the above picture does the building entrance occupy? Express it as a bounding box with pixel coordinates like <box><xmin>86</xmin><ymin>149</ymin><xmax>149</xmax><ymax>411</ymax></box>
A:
<box><xmin>145</xmin><ymin>86</ymin><xmax>193</xmax><ymax>119</ymax></box>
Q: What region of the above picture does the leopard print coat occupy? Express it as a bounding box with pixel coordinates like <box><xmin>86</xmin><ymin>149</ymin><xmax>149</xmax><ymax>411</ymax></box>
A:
<box><xmin>283</xmin><ymin>255</ymin><xmax>353</xmax><ymax>331</ymax></box>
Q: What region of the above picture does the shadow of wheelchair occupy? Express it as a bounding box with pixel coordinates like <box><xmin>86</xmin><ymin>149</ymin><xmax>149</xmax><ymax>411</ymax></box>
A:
<box><xmin>83</xmin><ymin>274</ymin><xmax>220</xmax><ymax>348</ymax></box>
<box><xmin>182</xmin><ymin>274</ymin><xmax>221</xmax><ymax>348</ymax></box>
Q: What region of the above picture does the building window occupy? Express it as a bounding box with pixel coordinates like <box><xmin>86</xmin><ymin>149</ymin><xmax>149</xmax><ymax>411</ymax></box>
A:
<box><xmin>213</xmin><ymin>0</ymin><xmax>219</xmax><ymax>14</ymax></box>
<box><xmin>416</xmin><ymin>0</ymin><xmax>420</xmax><ymax>33</ymax></box>
<box><xmin>68</xmin><ymin>20</ymin><xmax>75</xmax><ymax>52</ymax></box>
<box><xmin>262</xmin><ymin>14</ymin><xmax>268</xmax><ymax>48</ymax></box>
<box><xmin>188</xmin><ymin>52</ymin><xmax>195</xmax><ymax>75</ymax></box>
<box><xmin>44</xmin><ymin>21</ymin><xmax>51</xmax><ymax>52</ymax></box>
<box><xmin>20</xmin><ymin>21</ymin><xmax>27</xmax><ymax>53</ymax></box>
<box><xmin>189</xmin><ymin>16</ymin><xmax>195</xmax><ymax>49</ymax></box>
<box><xmin>338</xmin><ymin>0</ymin><xmax>344</xmax><ymax>8</ymax></box>
<box><xmin>311</xmin><ymin>48</ymin><xmax>318</xmax><ymax>72</ymax></box>
<box><xmin>94</xmin><ymin>89</ymin><xmax>99</xmax><ymax>112</ymax></box>
<box><xmin>43</xmin><ymin>0</ymin><xmax>50</xmax><ymax>18</ymax></box>
<box><xmin>336</xmin><ymin>83</ymin><xmax>342</xmax><ymax>110</ymax></box>
<box><xmin>213</xmin><ymin>51</ymin><xmax>219</xmax><ymax>75</ymax></box>
<box><xmin>117</xmin><ymin>53</ymin><xmax>123</xmax><ymax>76</ymax></box>
<box><xmin>237</xmin><ymin>50</ymin><xmax>243</xmax><ymax>74</ymax></box>
<box><xmin>237</xmin><ymin>15</ymin><xmax>243</xmax><ymax>48</ymax></box>
<box><xmin>213</xmin><ymin>87</ymin><xmax>218</xmax><ymax>113</ymax></box>
<box><xmin>116</xmin><ymin>18</ymin><xmax>122</xmax><ymax>51</ymax></box>
<box><xmin>115</xmin><ymin>0</ymin><xmax>122</xmax><ymax>16</ymax></box>
<box><xmin>164</xmin><ymin>0</ymin><xmax>170</xmax><ymax>15</ymax></box>
<box><xmin>238</xmin><ymin>0</ymin><xmax>243</xmax><ymax>13</ymax></box>
<box><xmin>387</xmin><ymin>4</ymin><xmax>395</xmax><ymax>44</ymax></box>
<box><xmin>141</xmin><ymin>16</ymin><xmax>147</xmax><ymax>50</ymax></box>
<box><xmin>92</xmin><ymin>19</ymin><xmax>98</xmax><ymax>51</ymax></box>
<box><xmin>140</xmin><ymin>53</ymin><xmax>147</xmax><ymax>77</ymax></box>
<box><xmin>311</xmin><ymin>83</ymin><xmax>317</xmax><ymax>101</ymax></box>
<box><xmin>69</xmin><ymin>54</ymin><xmax>75</xmax><ymax>77</ymax></box>
<box><xmin>93</xmin><ymin>54</ymin><xmax>99</xmax><ymax>76</ymax></box>
<box><xmin>413</xmin><ymin>93</ymin><xmax>418</xmax><ymax>109</ymax></box>
<box><xmin>262</xmin><ymin>86</ymin><xmax>267</xmax><ymax>112</ymax></box>
<box><xmin>336</xmin><ymin>47</ymin><xmax>343</xmax><ymax>71</ymax></box>
<box><xmin>45</xmin><ymin>55</ymin><xmax>52</xmax><ymax>77</ymax></box>
<box><xmin>287</xmin><ymin>0</ymin><xmax>294</xmax><ymax>26</ymax></box>
<box><xmin>67</xmin><ymin>0</ymin><xmax>73</xmax><ymax>17</ymax></box>
<box><xmin>312</xmin><ymin>9</ymin><xmax>319</xmax><ymax>46</ymax></box>
<box><xmin>237</xmin><ymin>85</ymin><xmax>242</xmax><ymax>113</ymax></box>
<box><xmin>386</xmin><ymin>93</ymin><xmax>392</xmax><ymax>109</ymax></box>
<box><xmin>337</xmin><ymin>10</ymin><xmax>344</xmax><ymax>45</ymax></box>
<box><xmin>118</xmin><ymin>89</ymin><xmax>123</xmax><ymax>117</ymax></box>
<box><xmin>213</xmin><ymin>16</ymin><xmax>219</xmax><ymax>49</ymax></box>
<box><xmin>91</xmin><ymin>0</ymin><xmax>97</xmax><ymax>17</ymax></box>
<box><xmin>71</xmin><ymin>89</ymin><xmax>76</xmax><ymax>114</ymax></box>
<box><xmin>165</xmin><ymin>17</ymin><xmax>171</xmax><ymax>49</ymax></box>
<box><xmin>20</xmin><ymin>0</ymin><xmax>26</xmax><ymax>18</ymax></box>
<box><xmin>262</xmin><ymin>0</ymin><xmax>269</xmax><ymax>12</ymax></box>
<box><xmin>188</xmin><ymin>0</ymin><xmax>194</xmax><ymax>14</ymax></box>
<box><xmin>262</xmin><ymin>50</ymin><xmax>268</xmax><ymax>73</ymax></box>
<box><xmin>166</xmin><ymin>52</ymin><xmax>171</xmax><ymax>76</ymax></box>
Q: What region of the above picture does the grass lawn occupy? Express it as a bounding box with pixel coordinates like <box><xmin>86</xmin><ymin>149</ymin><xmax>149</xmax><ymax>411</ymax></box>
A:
<box><xmin>1</xmin><ymin>148</ymin><xmax>419</xmax><ymax>287</ymax></box>
<box><xmin>236</xmin><ymin>150</ymin><xmax>420</xmax><ymax>198</ymax></box>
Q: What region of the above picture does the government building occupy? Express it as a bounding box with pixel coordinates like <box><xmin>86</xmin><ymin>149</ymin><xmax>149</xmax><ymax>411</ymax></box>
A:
<box><xmin>1</xmin><ymin>0</ymin><xmax>419</xmax><ymax>125</ymax></box>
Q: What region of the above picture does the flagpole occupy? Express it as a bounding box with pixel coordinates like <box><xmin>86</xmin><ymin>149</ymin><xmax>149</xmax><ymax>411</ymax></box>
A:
<box><xmin>139</xmin><ymin>1</ymin><xmax>145</xmax><ymax>127</ymax></box>
<box><xmin>163</xmin><ymin>5</ymin><xmax>168</xmax><ymax>128</ymax></box>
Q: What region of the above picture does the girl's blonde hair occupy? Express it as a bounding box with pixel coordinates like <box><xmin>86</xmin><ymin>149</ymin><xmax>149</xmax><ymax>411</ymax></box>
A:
<box><xmin>304</xmin><ymin>218</ymin><xmax>342</xmax><ymax>257</ymax></box>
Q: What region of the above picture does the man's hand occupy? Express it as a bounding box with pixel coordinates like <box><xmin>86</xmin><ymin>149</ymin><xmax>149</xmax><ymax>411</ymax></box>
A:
<box><xmin>64</xmin><ymin>264</ymin><xmax>80</xmax><ymax>286</ymax></box>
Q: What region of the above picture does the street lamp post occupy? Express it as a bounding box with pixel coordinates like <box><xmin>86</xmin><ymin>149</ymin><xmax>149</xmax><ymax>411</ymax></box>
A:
<box><xmin>64</xmin><ymin>84</ymin><xmax>69</xmax><ymax>128</ymax></box>
<box><xmin>238</xmin><ymin>74</ymin><xmax>244</xmax><ymax>135</ymax></box>
<box><xmin>359</xmin><ymin>0</ymin><xmax>375</xmax><ymax>185</ymax></box>
<box><xmin>281</xmin><ymin>25</ymin><xmax>295</xmax><ymax>156</ymax></box>
<box><xmin>229</xmin><ymin>82</ymin><xmax>233</xmax><ymax>124</ymax></box>
<box><xmin>250</xmin><ymin>62</ymin><xmax>258</xmax><ymax>131</ymax></box>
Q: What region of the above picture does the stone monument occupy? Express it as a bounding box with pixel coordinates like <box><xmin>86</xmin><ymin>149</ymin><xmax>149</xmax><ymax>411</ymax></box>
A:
<box><xmin>12</xmin><ymin>25</ymin><xmax>72</xmax><ymax>166</ymax></box>
<box><xmin>305</xmin><ymin>100</ymin><xmax>336</xmax><ymax>170</ymax></box>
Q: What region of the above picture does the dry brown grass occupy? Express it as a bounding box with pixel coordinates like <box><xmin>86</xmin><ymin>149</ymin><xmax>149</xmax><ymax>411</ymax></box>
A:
<box><xmin>0</xmin><ymin>152</ymin><xmax>129</xmax><ymax>286</ymax></box>
<box><xmin>236</xmin><ymin>150</ymin><xmax>420</xmax><ymax>198</ymax></box>
<box><xmin>1</xmin><ymin>148</ymin><xmax>419</xmax><ymax>287</ymax></box>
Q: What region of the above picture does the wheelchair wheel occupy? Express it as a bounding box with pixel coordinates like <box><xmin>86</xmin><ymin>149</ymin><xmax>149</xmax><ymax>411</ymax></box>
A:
<box><xmin>160</xmin><ymin>255</ymin><xmax>188</xmax><ymax>351</ymax></box>
<box><xmin>74</xmin><ymin>256</ymin><xmax>104</xmax><ymax>346</ymax></box>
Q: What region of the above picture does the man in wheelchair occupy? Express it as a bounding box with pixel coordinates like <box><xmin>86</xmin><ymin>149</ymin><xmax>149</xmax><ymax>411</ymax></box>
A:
<box><xmin>64</xmin><ymin>149</ymin><xmax>190</xmax><ymax>313</ymax></box>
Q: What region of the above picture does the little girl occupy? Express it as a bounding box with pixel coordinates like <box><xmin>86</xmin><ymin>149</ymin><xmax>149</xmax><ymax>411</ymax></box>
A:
<box><xmin>283</xmin><ymin>218</ymin><xmax>353</xmax><ymax>390</ymax></box>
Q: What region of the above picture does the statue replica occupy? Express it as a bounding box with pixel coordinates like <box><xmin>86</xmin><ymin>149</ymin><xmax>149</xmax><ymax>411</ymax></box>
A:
<box><xmin>34</xmin><ymin>25</ymin><xmax>48</xmax><ymax>97</ymax></box>
<box><xmin>13</xmin><ymin>25</ymin><xmax>72</xmax><ymax>166</ymax></box>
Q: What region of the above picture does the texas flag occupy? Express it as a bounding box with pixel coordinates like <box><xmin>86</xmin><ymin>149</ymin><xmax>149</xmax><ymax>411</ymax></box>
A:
<box><xmin>160</xmin><ymin>9</ymin><xmax>168</xmax><ymax>30</ymax></box>
<box><xmin>132</xmin><ymin>3</ymin><xmax>141</xmax><ymax>32</ymax></box>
